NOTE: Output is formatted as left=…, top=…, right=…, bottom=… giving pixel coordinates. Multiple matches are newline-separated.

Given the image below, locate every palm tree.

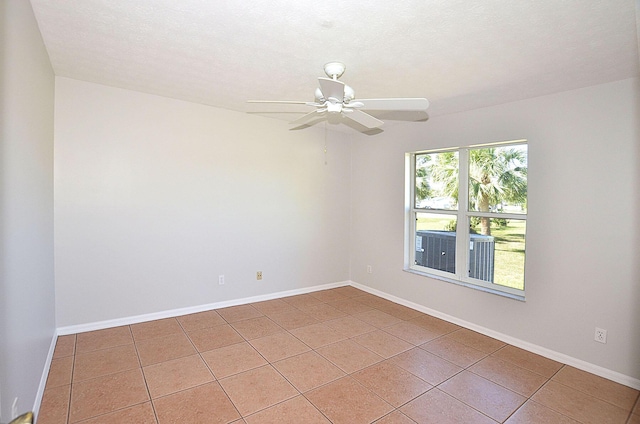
left=414, top=155, right=432, bottom=204
left=429, top=147, right=527, bottom=235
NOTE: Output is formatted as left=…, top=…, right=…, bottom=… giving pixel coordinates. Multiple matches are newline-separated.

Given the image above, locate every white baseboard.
left=349, top=281, right=640, bottom=391
left=32, top=332, right=57, bottom=420
left=56, top=281, right=349, bottom=336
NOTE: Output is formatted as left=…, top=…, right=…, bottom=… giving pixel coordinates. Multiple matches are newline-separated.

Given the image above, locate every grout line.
left=130, top=324, right=159, bottom=424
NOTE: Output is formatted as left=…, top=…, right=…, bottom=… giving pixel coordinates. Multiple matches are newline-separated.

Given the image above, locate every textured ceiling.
left=30, top=0, right=640, bottom=122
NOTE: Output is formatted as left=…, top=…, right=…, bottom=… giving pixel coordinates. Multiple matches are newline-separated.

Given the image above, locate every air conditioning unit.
left=415, top=231, right=495, bottom=282
left=415, top=231, right=456, bottom=273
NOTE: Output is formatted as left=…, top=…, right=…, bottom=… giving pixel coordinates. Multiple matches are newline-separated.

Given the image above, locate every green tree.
left=431, top=147, right=527, bottom=235
left=414, top=155, right=432, bottom=204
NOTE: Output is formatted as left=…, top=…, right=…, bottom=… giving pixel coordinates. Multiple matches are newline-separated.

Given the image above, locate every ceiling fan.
left=248, top=62, right=429, bottom=133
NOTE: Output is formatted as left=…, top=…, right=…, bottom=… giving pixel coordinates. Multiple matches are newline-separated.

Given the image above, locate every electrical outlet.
left=256, top=271, right=263, bottom=280
left=367, top=265, right=372, bottom=274
left=594, top=327, right=607, bottom=344
left=218, top=275, right=225, bottom=285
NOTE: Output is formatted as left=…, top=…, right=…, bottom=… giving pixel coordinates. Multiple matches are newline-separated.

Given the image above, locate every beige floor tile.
left=442, top=329, right=506, bottom=354
left=373, top=410, right=417, bottom=424
left=38, top=384, right=71, bottom=424
left=325, top=315, right=377, bottom=338
left=75, top=402, right=157, bottom=423
left=40, top=290, right=640, bottom=424
left=352, top=361, right=432, bottom=407
left=309, top=288, right=349, bottom=303
left=383, top=321, right=440, bottom=345
left=316, top=339, right=384, bottom=373
left=328, top=298, right=374, bottom=315
left=355, top=294, right=393, bottom=309
left=153, top=382, right=240, bottom=424
left=354, top=309, right=403, bottom=328
left=175, top=309, right=225, bottom=332
left=73, top=344, right=140, bottom=382
left=469, top=356, right=548, bottom=397
left=46, top=356, right=73, bottom=388
left=53, top=334, right=76, bottom=359
left=389, top=347, right=462, bottom=386
left=230, top=316, right=283, bottom=340
left=408, top=314, right=460, bottom=336
left=130, top=318, right=183, bottom=342
left=266, top=308, right=319, bottom=330
left=532, top=380, right=629, bottom=424
left=244, top=395, right=331, bottom=424
left=69, top=368, right=149, bottom=422
left=401, top=388, right=497, bottom=424
left=439, top=370, right=526, bottom=422
left=249, top=331, right=310, bottom=362
left=273, top=351, right=346, bottom=392
left=504, top=400, right=581, bottom=424
left=217, top=304, right=264, bottom=323
left=304, top=302, right=348, bottom=321
left=75, top=326, right=133, bottom=354
left=491, top=345, right=563, bottom=378
left=306, top=376, right=394, bottom=424
left=331, top=286, right=368, bottom=298
left=628, top=414, right=640, bottom=424
left=552, top=366, right=639, bottom=411
left=135, top=331, right=196, bottom=366
left=218, top=365, right=298, bottom=416
left=201, top=342, right=267, bottom=379
left=186, top=323, right=244, bottom=352
left=280, top=293, right=324, bottom=309
left=353, top=330, right=413, bottom=358
left=250, top=299, right=295, bottom=315
left=377, top=303, right=423, bottom=321
left=289, top=322, right=348, bottom=349
left=143, top=354, right=214, bottom=398
left=421, top=336, right=487, bottom=368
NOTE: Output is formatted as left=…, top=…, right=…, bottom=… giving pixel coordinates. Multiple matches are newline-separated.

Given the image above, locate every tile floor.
left=38, top=286, right=639, bottom=423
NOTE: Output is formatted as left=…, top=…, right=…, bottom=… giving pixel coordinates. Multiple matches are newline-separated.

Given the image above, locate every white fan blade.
left=318, top=77, right=345, bottom=102
left=247, top=100, right=318, bottom=106
left=290, top=110, right=326, bottom=127
left=344, top=109, right=384, bottom=129
left=357, top=98, right=429, bottom=111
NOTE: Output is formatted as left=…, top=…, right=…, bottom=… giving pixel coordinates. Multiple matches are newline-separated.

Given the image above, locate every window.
left=406, top=141, right=528, bottom=298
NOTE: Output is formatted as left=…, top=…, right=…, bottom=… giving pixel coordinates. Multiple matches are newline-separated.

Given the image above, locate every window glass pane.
left=415, top=212, right=456, bottom=274
left=415, top=151, right=458, bottom=210
left=468, top=217, right=526, bottom=290
left=468, top=145, right=527, bottom=214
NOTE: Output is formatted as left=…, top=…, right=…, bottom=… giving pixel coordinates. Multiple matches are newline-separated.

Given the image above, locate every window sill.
left=403, top=268, right=526, bottom=302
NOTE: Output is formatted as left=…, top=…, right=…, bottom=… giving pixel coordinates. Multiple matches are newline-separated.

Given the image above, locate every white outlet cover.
left=594, top=327, right=607, bottom=343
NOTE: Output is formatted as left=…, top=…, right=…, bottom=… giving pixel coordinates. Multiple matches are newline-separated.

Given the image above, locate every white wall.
left=350, top=78, right=640, bottom=381
left=0, top=0, right=56, bottom=419
left=54, top=78, right=352, bottom=327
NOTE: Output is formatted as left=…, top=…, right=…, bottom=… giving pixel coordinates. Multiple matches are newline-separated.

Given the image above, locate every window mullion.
left=456, top=148, right=470, bottom=281
left=406, top=154, right=417, bottom=268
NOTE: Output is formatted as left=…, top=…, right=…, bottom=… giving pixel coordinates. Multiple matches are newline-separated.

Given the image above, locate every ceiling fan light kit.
left=248, top=62, right=430, bottom=133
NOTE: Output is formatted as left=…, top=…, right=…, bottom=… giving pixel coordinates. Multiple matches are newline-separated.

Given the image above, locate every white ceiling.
left=30, top=0, right=640, bottom=122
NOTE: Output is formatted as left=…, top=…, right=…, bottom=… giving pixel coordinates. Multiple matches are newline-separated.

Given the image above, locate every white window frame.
left=404, top=140, right=527, bottom=300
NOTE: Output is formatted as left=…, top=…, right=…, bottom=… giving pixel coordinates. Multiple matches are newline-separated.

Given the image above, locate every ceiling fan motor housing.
left=323, top=62, right=346, bottom=79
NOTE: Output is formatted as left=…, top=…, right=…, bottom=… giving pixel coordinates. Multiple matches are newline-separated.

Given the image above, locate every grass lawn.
left=491, top=220, right=526, bottom=290
left=416, top=214, right=526, bottom=290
